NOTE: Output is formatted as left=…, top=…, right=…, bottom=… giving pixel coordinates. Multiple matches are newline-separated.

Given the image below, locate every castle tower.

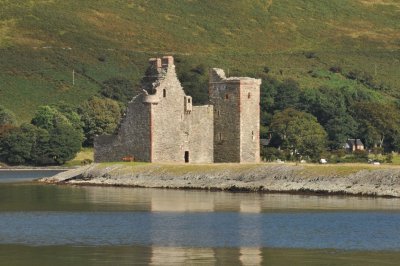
left=209, top=69, right=261, bottom=163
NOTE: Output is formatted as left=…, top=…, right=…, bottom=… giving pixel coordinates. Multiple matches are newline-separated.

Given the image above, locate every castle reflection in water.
left=81, top=186, right=400, bottom=213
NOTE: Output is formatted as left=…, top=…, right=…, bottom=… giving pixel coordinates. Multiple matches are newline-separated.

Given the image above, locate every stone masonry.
left=94, top=56, right=261, bottom=163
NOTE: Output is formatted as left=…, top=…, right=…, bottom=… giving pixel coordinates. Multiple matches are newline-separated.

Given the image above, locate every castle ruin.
left=94, top=56, right=261, bottom=163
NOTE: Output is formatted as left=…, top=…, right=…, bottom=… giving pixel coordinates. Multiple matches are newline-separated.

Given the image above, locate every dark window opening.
left=184, top=151, right=189, bottom=163
left=217, top=110, right=220, bottom=117
left=225, top=94, right=229, bottom=100
left=163, top=89, right=166, bottom=98
left=188, top=98, right=191, bottom=103
left=248, top=92, right=251, bottom=99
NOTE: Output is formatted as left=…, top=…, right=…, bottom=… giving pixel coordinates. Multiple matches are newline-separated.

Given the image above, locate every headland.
left=39, top=163, right=400, bottom=198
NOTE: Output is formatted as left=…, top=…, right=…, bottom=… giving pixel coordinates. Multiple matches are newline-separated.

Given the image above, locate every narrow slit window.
left=225, top=94, right=229, bottom=100
left=219, top=133, right=222, bottom=141
left=163, top=89, right=166, bottom=98
left=188, top=98, right=191, bottom=103
left=252, top=131, right=255, bottom=140
left=248, top=92, right=251, bottom=99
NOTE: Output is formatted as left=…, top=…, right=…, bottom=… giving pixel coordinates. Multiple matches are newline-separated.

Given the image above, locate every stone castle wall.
left=210, top=76, right=241, bottom=162
left=209, top=69, right=261, bottom=163
left=94, top=94, right=152, bottom=162
left=188, top=105, right=214, bottom=163
left=151, top=61, right=198, bottom=162
left=239, top=81, right=261, bottom=162
left=95, top=56, right=260, bottom=164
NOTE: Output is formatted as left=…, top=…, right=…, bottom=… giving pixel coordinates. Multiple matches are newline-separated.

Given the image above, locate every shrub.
left=101, top=77, right=139, bottom=104
left=0, top=105, right=17, bottom=126
left=386, top=153, right=393, bottom=163
left=329, top=66, right=342, bottom=73
left=79, top=97, right=122, bottom=146
left=304, top=51, right=317, bottom=59
left=261, top=147, right=283, bottom=161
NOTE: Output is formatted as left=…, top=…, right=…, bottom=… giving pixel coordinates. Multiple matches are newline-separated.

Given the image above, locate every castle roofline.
left=225, top=77, right=262, bottom=86
left=209, top=68, right=261, bottom=86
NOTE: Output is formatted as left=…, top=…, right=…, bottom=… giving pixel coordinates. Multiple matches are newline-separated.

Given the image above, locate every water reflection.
left=239, top=248, right=263, bottom=266
left=82, top=186, right=400, bottom=213
left=0, top=170, right=64, bottom=183
left=1, top=245, right=399, bottom=266
left=150, top=247, right=262, bottom=266
left=1, top=183, right=400, bottom=212
left=150, top=247, right=216, bottom=265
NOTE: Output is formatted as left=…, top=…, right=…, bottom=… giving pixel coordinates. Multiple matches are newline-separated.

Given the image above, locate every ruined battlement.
left=148, top=56, right=174, bottom=71
left=209, top=68, right=261, bottom=86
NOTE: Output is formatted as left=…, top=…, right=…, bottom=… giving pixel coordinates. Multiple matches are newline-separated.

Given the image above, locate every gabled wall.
left=94, top=94, right=152, bottom=162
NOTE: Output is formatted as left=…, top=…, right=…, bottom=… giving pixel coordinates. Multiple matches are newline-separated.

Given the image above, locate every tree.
left=0, top=124, right=48, bottom=165
left=79, top=97, right=122, bottom=146
left=299, top=87, right=348, bottom=125
left=51, top=102, right=85, bottom=142
left=0, top=105, right=17, bottom=126
left=178, top=64, right=209, bottom=104
left=45, top=122, right=83, bottom=165
left=270, top=108, right=327, bottom=160
left=101, top=77, right=140, bottom=104
left=273, top=79, right=301, bottom=111
left=325, top=115, right=358, bottom=149
left=31, top=106, right=70, bottom=131
left=351, top=102, right=400, bottom=149
left=32, top=105, right=83, bottom=165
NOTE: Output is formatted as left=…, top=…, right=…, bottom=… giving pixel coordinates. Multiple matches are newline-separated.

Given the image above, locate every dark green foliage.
left=177, top=64, right=209, bottom=105
left=345, top=70, right=382, bottom=90
left=329, top=66, right=342, bottom=73
left=79, top=97, right=122, bottom=146
left=261, top=147, right=283, bottom=162
left=31, top=106, right=69, bottom=131
left=0, top=124, right=35, bottom=165
left=325, top=115, right=358, bottom=149
left=273, top=79, right=301, bottom=111
left=386, top=153, right=393, bottom=163
left=0, top=105, right=17, bottom=126
left=0, top=105, right=83, bottom=165
left=31, top=105, right=84, bottom=164
left=350, top=102, right=400, bottom=150
left=300, top=87, right=348, bottom=125
left=52, top=102, right=85, bottom=137
left=304, top=51, right=317, bottom=59
left=260, top=75, right=279, bottom=114
left=270, top=108, right=327, bottom=160
left=101, top=78, right=140, bottom=104
left=45, top=122, right=83, bottom=165
left=0, top=124, right=49, bottom=165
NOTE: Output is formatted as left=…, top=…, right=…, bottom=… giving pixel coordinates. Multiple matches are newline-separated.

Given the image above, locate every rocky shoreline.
left=39, top=163, right=400, bottom=198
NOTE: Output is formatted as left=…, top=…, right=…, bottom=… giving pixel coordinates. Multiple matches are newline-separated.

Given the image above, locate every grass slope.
left=0, top=0, right=399, bottom=121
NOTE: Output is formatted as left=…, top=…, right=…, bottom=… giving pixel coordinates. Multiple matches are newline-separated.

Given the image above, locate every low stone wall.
left=39, top=163, right=400, bottom=198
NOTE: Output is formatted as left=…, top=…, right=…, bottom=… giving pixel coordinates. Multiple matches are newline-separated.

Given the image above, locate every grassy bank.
left=63, top=148, right=94, bottom=167
left=1, top=0, right=399, bottom=121
left=96, top=161, right=400, bottom=178
left=40, top=162, right=400, bottom=197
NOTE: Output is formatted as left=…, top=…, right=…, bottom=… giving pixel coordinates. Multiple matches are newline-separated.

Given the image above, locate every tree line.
left=177, top=61, right=400, bottom=161
left=0, top=77, right=134, bottom=165
left=1, top=63, right=399, bottom=165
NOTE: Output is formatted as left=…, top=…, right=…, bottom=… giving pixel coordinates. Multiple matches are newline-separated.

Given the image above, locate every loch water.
left=1, top=170, right=400, bottom=265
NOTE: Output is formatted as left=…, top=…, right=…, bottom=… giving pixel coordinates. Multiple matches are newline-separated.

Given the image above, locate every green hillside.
left=0, top=0, right=399, bottom=121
